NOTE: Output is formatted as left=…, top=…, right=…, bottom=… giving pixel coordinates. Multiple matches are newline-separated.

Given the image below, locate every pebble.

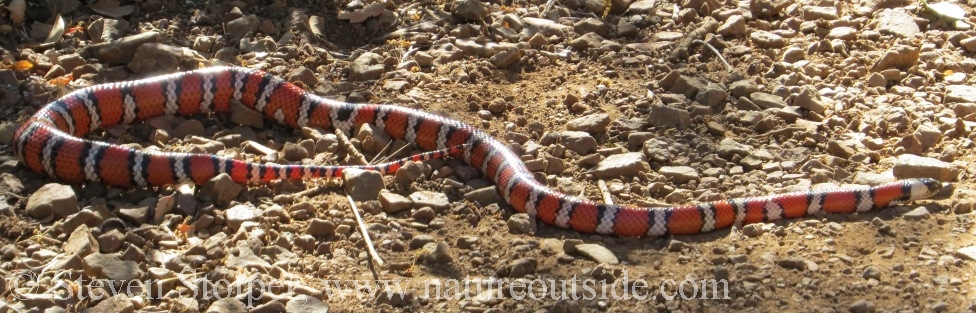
left=452, top=0, right=488, bottom=21
left=394, top=161, right=425, bottom=186
left=417, top=242, right=453, bottom=263
left=874, top=9, right=919, bottom=37
left=870, top=45, right=918, bottom=71
left=230, top=100, right=264, bottom=128
left=305, top=218, right=336, bottom=236
left=379, top=191, right=413, bottom=213
left=776, top=257, right=808, bottom=271
left=65, top=225, right=99, bottom=258
left=569, top=33, right=606, bottom=50
left=945, top=85, right=976, bottom=103
left=541, top=131, right=597, bottom=155
left=409, top=191, right=450, bottom=211
left=507, top=257, right=538, bottom=277
left=349, top=52, right=385, bottom=81
left=0, top=122, right=18, bottom=145
left=507, top=213, right=534, bottom=234
left=902, top=207, right=931, bottom=221
left=849, top=299, right=876, bottom=313
left=224, top=15, right=260, bottom=41
left=717, top=15, right=746, bottom=37
left=590, top=153, right=650, bottom=178
left=457, top=236, right=480, bottom=249
left=225, top=204, right=259, bottom=231
left=955, top=245, right=976, bottom=261
left=128, top=43, right=184, bottom=74
left=206, top=298, right=248, bottom=313
left=792, top=86, right=827, bottom=114
left=647, top=104, right=692, bottom=129
left=574, top=18, right=608, bottom=36
left=26, top=183, right=78, bottom=220
left=659, top=166, right=699, bottom=184
left=85, top=295, right=134, bottom=313
left=83, top=253, right=144, bottom=280
left=574, top=243, right=619, bottom=265
left=250, top=301, right=286, bottom=313
left=742, top=224, right=766, bottom=237
left=463, top=187, right=503, bottom=206
left=172, top=119, right=204, bottom=139
left=802, top=6, right=838, bottom=20
left=892, top=154, right=957, bottom=181
left=343, top=169, right=384, bottom=201
left=97, top=32, right=160, bottom=64
left=750, top=92, right=787, bottom=109
left=201, top=173, right=242, bottom=206
left=285, top=296, right=329, bottom=313
left=566, top=113, right=610, bottom=135
left=750, top=31, right=786, bottom=48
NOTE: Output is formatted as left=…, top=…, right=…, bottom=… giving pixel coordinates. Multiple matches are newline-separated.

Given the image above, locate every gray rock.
left=716, top=138, right=751, bottom=159
left=647, top=104, right=692, bottom=129
left=97, top=32, right=160, bottom=64
left=206, top=298, right=248, bottom=313
left=201, top=173, right=242, bottom=206
left=792, top=87, right=827, bottom=114
left=742, top=224, right=765, bottom=237
left=569, top=33, right=605, bottom=50
left=27, top=183, right=78, bottom=220
left=230, top=100, right=264, bottom=128
left=97, top=229, right=125, bottom=253
left=776, top=257, right=807, bottom=270
left=284, top=296, right=329, bottom=313
left=802, top=6, right=838, bottom=20
left=0, top=121, right=19, bottom=145
left=83, top=253, right=144, bottom=280
left=955, top=245, right=976, bottom=261
left=225, top=204, right=259, bottom=230
left=902, top=207, right=931, bottom=221
left=225, top=242, right=271, bottom=271
left=287, top=67, right=317, bottom=87
left=567, top=113, right=611, bottom=135
left=875, top=9, right=919, bottom=37
left=281, top=142, right=309, bottom=161
left=827, top=27, right=857, bottom=40
left=717, top=15, right=746, bottom=37
left=464, top=187, right=503, bottom=206
left=591, top=153, right=649, bottom=178
left=892, top=154, right=958, bottom=181
left=127, top=43, right=184, bottom=74
left=750, top=92, right=787, bottom=109
left=394, top=161, right=425, bottom=186
left=695, top=84, right=728, bottom=108
left=729, top=80, right=759, bottom=98
left=574, top=18, right=607, bottom=36
left=490, top=47, right=521, bottom=68
left=409, top=235, right=436, bottom=250
left=379, top=191, right=413, bottom=213
left=750, top=31, right=786, bottom=48
left=862, top=266, right=882, bottom=280
left=669, top=75, right=706, bottom=98
left=507, top=213, right=534, bottom=234
left=659, top=166, right=699, bottom=184
left=64, top=225, right=99, bottom=257
left=452, top=0, right=488, bottom=21
left=349, top=52, right=385, bottom=81
left=849, top=300, right=876, bottom=313
left=344, top=169, right=384, bottom=201
left=945, top=85, right=976, bottom=103
left=409, top=191, right=450, bottom=211
left=626, top=0, right=655, bottom=14
left=456, top=236, right=480, bottom=249
left=417, top=242, right=453, bottom=263
left=508, top=257, right=538, bottom=277
left=542, top=131, right=598, bottom=155
left=250, top=300, right=286, bottom=313
left=574, top=243, right=619, bottom=264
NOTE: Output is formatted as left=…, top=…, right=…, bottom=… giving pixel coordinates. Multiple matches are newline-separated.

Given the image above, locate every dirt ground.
left=0, top=0, right=975, bottom=312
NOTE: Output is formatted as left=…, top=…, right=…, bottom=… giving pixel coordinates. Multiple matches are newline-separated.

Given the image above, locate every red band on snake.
left=12, top=67, right=941, bottom=236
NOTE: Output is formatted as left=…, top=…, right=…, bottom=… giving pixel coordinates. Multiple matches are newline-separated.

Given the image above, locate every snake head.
left=908, top=178, right=942, bottom=201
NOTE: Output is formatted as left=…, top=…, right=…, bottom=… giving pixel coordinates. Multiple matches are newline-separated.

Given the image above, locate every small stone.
left=590, top=153, right=650, bottom=178
left=508, top=257, right=538, bottom=277
left=463, top=187, right=503, bottom=206
left=284, top=296, right=329, bottom=313
left=776, top=257, right=807, bottom=271
left=717, top=15, right=746, bottom=37
left=507, top=213, right=534, bottom=234
left=574, top=243, right=619, bottom=264
left=412, top=207, right=436, bottom=221
left=456, top=236, right=480, bottom=249
left=206, top=298, right=248, bottom=313
left=83, top=253, right=144, bottom=280
left=849, top=299, right=876, bottom=313
left=0, top=122, right=19, bottom=145
left=305, top=218, right=336, bottom=236
left=803, top=6, right=838, bottom=20
left=647, top=104, right=692, bottom=129
left=827, top=27, right=857, bottom=40
left=127, top=43, right=184, bottom=74
left=875, top=9, right=919, bottom=37
left=172, top=119, right=205, bottom=139
left=945, top=85, right=976, bottom=103
left=349, top=52, right=385, bottom=81
left=230, top=100, right=264, bottom=128
left=409, top=235, right=436, bottom=250
left=569, top=33, right=606, bottom=50
left=659, top=166, right=699, bottom=184
left=541, top=131, right=598, bottom=155
left=574, top=18, right=607, bottom=36
left=26, top=183, right=78, bottom=219
left=955, top=245, right=976, bottom=260
left=566, top=113, right=611, bottom=135
left=750, top=92, right=787, bottom=109
left=225, top=204, right=259, bottom=231
left=97, top=229, right=126, bottom=253
left=287, top=67, right=317, bottom=87
left=394, top=161, right=425, bottom=186
left=379, top=191, right=413, bottom=213
left=870, top=45, right=919, bottom=72
left=742, top=224, right=766, bottom=237
left=892, top=154, right=957, bottom=181
left=97, top=32, right=161, bottom=64
left=862, top=266, right=881, bottom=280
left=417, top=242, right=453, bottom=263
left=750, top=31, right=786, bottom=48
left=452, top=0, right=489, bottom=21
left=902, top=207, right=931, bottom=221
left=490, top=48, right=521, bottom=68
left=64, top=225, right=99, bottom=257
left=344, top=169, right=384, bottom=201
left=201, top=173, right=242, bottom=205
left=250, top=300, right=286, bottom=313
left=792, top=87, right=827, bottom=114
left=281, top=142, right=309, bottom=161
left=409, top=191, right=450, bottom=211
left=84, top=295, right=134, bottom=313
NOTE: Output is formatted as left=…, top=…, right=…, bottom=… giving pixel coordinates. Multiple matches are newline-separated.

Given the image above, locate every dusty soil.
left=0, top=0, right=975, bottom=312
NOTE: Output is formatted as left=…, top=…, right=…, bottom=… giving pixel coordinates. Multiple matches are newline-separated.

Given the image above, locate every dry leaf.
left=90, top=0, right=135, bottom=18
left=338, top=2, right=386, bottom=24
left=8, top=0, right=26, bottom=24
left=309, top=15, right=325, bottom=37
left=13, top=60, right=33, bottom=71
left=43, top=15, right=66, bottom=45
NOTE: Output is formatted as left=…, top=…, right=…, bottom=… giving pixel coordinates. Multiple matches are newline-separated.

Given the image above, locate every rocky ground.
left=0, top=0, right=975, bottom=312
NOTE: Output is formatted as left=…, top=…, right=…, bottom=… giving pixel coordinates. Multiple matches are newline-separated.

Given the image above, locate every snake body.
left=12, top=67, right=940, bottom=236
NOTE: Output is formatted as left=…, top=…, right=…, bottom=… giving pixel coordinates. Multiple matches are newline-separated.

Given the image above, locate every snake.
left=11, top=66, right=942, bottom=236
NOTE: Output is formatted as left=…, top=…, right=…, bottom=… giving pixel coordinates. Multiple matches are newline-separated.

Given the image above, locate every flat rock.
left=803, top=6, right=838, bottom=20
left=201, top=173, right=242, bottom=205
left=128, top=43, right=184, bottom=74
left=659, top=166, right=700, bottom=184
left=902, top=207, right=931, bottom=220
left=409, top=191, right=450, bottom=211
left=945, top=85, right=976, bottom=103
left=541, top=131, right=598, bottom=155
left=507, top=213, right=534, bottom=234
left=83, top=253, right=144, bottom=280
left=566, top=113, right=611, bottom=135
left=647, top=104, right=692, bottom=129
left=26, top=183, right=78, bottom=220
left=463, top=186, right=503, bottom=206
left=569, top=33, right=606, bottom=50
left=82, top=295, right=134, bottom=313
left=379, top=191, right=413, bottom=213
left=892, top=154, right=958, bottom=181
left=870, top=45, right=919, bottom=72
left=574, top=243, right=619, bottom=264
left=349, top=52, right=385, bottom=81
left=590, top=152, right=650, bottom=178
left=827, top=27, right=857, bottom=40
left=64, top=225, right=99, bottom=257
left=0, top=122, right=18, bottom=145
left=305, top=218, right=336, bottom=236
left=874, top=9, right=919, bottom=37
left=206, top=298, right=248, bottom=313
left=344, top=169, right=384, bottom=201
left=225, top=204, right=259, bottom=231
left=226, top=242, right=271, bottom=271
left=750, top=92, right=787, bottom=109
left=284, top=296, right=329, bottom=313
left=955, top=245, right=976, bottom=261
left=97, top=31, right=160, bottom=64
left=717, top=15, right=746, bottom=37
left=750, top=31, right=786, bottom=48
left=452, top=0, right=489, bottom=21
